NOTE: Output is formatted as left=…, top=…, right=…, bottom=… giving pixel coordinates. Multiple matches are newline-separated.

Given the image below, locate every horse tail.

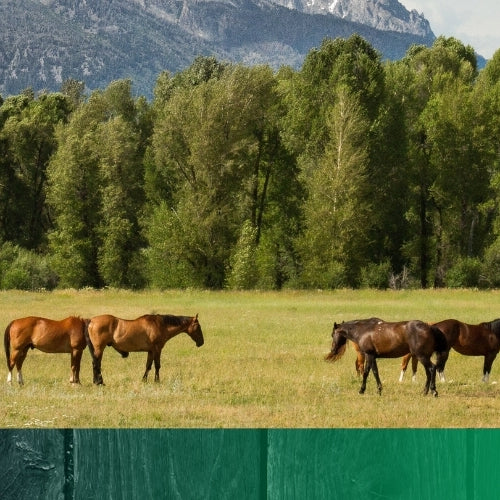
left=325, top=335, right=348, bottom=363
left=4, top=321, right=13, bottom=371
left=83, top=319, right=96, bottom=360
left=430, top=325, right=448, bottom=354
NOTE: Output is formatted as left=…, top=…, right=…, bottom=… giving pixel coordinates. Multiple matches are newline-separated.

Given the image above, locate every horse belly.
left=32, top=334, right=72, bottom=353
left=113, top=330, right=152, bottom=352
left=31, top=331, right=71, bottom=354
left=371, top=338, right=409, bottom=358
left=453, top=340, right=492, bottom=356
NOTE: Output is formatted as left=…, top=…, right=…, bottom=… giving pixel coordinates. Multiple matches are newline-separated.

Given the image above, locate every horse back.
left=89, top=314, right=159, bottom=352
left=432, top=319, right=462, bottom=346
left=88, top=315, right=119, bottom=344
left=7, top=316, right=87, bottom=353
left=453, top=320, right=500, bottom=355
left=359, top=321, right=410, bottom=358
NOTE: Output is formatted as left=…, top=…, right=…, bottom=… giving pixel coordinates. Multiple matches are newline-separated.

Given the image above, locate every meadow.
left=1, top=288, right=500, bottom=428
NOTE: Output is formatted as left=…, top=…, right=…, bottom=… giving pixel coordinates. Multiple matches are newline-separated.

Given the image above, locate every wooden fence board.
left=0, top=429, right=67, bottom=500
left=1, top=429, right=499, bottom=499
left=72, top=429, right=265, bottom=499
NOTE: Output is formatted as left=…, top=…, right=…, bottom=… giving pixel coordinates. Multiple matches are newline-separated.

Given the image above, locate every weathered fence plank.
left=72, top=429, right=266, bottom=499
left=1, top=429, right=499, bottom=499
left=0, top=429, right=67, bottom=500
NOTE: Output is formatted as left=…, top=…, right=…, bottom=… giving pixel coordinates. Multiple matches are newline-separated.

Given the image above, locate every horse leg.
left=355, top=351, right=365, bottom=377
left=91, top=347, right=105, bottom=385
left=371, top=358, right=383, bottom=395
left=70, top=349, right=83, bottom=384
left=143, top=351, right=154, bottom=381
left=153, top=351, right=161, bottom=383
left=411, top=355, right=419, bottom=382
left=435, top=350, right=449, bottom=382
left=359, top=355, right=373, bottom=394
left=418, top=357, right=438, bottom=397
left=482, top=353, right=497, bottom=383
left=11, top=347, right=28, bottom=385
left=399, top=353, right=412, bottom=382
left=6, top=348, right=17, bottom=384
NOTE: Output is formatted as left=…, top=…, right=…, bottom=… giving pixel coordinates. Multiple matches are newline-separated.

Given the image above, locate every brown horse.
left=86, top=313, right=204, bottom=384
left=403, top=319, right=500, bottom=383
left=4, top=316, right=89, bottom=385
left=351, top=340, right=418, bottom=381
left=326, top=318, right=448, bottom=396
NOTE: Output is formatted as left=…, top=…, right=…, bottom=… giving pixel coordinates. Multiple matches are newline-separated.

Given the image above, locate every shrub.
left=446, top=257, right=482, bottom=288
left=0, top=242, right=58, bottom=290
left=360, top=261, right=391, bottom=289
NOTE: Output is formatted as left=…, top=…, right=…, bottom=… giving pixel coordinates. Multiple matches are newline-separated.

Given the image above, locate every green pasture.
left=1, top=288, right=500, bottom=428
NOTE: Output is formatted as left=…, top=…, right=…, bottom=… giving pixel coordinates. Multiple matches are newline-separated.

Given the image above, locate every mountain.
left=272, top=0, right=433, bottom=37
left=0, top=0, right=436, bottom=99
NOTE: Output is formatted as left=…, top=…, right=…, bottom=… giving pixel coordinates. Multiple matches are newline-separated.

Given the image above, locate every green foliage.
left=225, top=221, right=258, bottom=290
left=1, top=37, right=499, bottom=291
left=0, top=242, right=57, bottom=290
left=144, top=202, right=203, bottom=289
left=360, top=261, right=392, bottom=289
left=446, top=257, right=483, bottom=288
left=46, top=80, right=146, bottom=289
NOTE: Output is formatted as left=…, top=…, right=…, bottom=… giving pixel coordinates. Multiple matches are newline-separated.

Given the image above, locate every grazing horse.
left=86, top=313, right=204, bottom=385
left=351, top=339, right=418, bottom=381
left=406, top=319, right=500, bottom=383
left=326, top=318, right=448, bottom=396
left=4, top=316, right=89, bottom=385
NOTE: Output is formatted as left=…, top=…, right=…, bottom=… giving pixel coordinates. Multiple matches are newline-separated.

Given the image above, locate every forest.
left=0, top=34, right=499, bottom=291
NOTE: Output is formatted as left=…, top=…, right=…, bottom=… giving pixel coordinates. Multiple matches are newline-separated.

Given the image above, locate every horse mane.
left=325, top=334, right=348, bottom=363
left=160, top=314, right=191, bottom=326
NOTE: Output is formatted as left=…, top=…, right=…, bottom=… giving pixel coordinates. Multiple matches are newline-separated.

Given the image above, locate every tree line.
left=0, top=34, right=499, bottom=291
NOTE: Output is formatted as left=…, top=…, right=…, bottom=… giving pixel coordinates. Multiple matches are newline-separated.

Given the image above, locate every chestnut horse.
left=86, top=313, right=204, bottom=385
left=401, top=319, right=500, bottom=383
left=326, top=318, right=448, bottom=396
left=4, top=316, right=89, bottom=385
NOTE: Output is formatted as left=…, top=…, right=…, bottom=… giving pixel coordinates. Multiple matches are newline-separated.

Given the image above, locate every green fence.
left=1, top=429, right=498, bottom=499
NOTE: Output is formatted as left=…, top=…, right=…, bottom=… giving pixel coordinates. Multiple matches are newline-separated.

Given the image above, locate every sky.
left=401, top=0, right=499, bottom=59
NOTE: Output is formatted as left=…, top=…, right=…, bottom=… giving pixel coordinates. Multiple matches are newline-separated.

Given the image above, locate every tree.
left=282, top=35, right=385, bottom=287
left=297, top=87, right=371, bottom=287
left=0, top=92, right=72, bottom=249
left=147, top=62, right=293, bottom=288
left=47, top=80, right=147, bottom=288
left=398, top=37, right=481, bottom=287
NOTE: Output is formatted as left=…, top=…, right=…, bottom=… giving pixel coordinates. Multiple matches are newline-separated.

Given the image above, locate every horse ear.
left=334, top=322, right=338, bottom=329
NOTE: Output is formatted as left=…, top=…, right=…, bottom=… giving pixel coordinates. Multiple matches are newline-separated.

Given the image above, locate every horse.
left=351, top=339, right=418, bottom=381
left=85, top=313, right=204, bottom=385
left=4, top=316, right=89, bottom=385
left=401, top=319, right=500, bottom=383
left=326, top=318, right=448, bottom=396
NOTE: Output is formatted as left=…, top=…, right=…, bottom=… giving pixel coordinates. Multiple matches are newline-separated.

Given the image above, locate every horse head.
left=325, top=322, right=348, bottom=362
left=187, top=314, right=204, bottom=347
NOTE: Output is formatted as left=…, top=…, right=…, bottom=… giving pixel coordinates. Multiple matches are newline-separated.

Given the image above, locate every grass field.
left=1, top=288, right=500, bottom=428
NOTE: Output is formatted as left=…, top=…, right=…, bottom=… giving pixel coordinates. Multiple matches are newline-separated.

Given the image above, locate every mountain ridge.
left=0, top=0, right=437, bottom=98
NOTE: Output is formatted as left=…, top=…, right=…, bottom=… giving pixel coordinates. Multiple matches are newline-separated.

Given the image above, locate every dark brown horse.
left=351, top=340, right=418, bottom=381
left=4, top=316, right=89, bottom=385
left=404, top=319, right=500, bottom=383
left=86, top=313, right=204, bottom=384
left=326, top=318, right=448, bottom=396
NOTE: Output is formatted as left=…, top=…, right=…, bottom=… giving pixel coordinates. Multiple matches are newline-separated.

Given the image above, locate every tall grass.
left=1, top=288, right=499, bottom=428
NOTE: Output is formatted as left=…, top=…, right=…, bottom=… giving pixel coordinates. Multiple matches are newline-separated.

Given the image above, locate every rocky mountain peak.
left=271, top=0, right=434, bottom=38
